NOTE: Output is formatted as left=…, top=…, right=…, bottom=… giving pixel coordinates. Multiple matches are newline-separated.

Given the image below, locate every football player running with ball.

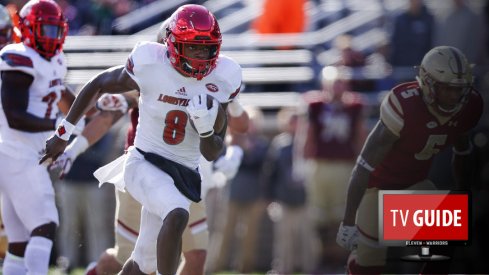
left=336, top=46, right=483, bottom=274
left=41, top=4, right=242, bottom=275
left=47, top=90, right=247, bottom=275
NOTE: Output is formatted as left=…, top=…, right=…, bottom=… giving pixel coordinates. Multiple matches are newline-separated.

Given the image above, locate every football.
left=189, top=94, right=227, bottom=135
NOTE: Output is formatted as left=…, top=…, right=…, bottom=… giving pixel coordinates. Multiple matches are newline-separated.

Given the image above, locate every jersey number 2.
left=164, top=110, right=188, bottom=145
left=42, top=92, right=57, bottom=118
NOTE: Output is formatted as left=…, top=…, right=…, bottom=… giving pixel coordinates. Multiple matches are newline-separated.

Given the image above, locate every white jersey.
left=0, top=43, right=67, bottom=160
left=126, top=41, right=242, bottom=169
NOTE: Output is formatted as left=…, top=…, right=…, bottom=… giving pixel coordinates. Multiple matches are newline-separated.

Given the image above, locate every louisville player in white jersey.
left=0, top=3, right=15, bottom=260
left=47, top=91, right=247, bottom=275
left=41, top=4, right=242, bottom=275
left=0, top=1, right=84, bottom=274
left=336, top=46, right=483, bottom=274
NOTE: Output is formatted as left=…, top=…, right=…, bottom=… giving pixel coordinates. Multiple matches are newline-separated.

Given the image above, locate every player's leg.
left=350, top=188, right=386, bottom=274
left=122, top=148, right=190, bottom=275
left=178, top=202, right=209, bottom=275
left=1, top=194, right=29, bottom=275
left=1, top=157, right=59, bottom=275
left=321, top=161, right=353, bottom=271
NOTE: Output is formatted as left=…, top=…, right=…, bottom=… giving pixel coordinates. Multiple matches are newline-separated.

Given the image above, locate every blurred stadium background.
left=1, top=0, right=488, bottom=274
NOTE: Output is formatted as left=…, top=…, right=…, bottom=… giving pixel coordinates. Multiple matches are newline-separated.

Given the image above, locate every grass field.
left=46, top=269, right=272, bottom=275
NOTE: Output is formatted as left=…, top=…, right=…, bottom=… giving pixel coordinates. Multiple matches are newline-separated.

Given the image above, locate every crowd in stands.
left=0, top=0, right=160, bottom=35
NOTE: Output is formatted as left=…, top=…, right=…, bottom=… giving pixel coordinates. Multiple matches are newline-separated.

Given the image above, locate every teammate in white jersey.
left=0, top=3, right=15, bottom=260
left=0, top=1, right=83, bottom=274
left=41, top=4, right=242, bottom=275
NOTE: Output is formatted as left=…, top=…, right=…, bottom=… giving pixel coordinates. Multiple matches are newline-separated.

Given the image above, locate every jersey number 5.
left=414, top=135, right=447, bottom=160
left=164, top=110, right=188, bottom=145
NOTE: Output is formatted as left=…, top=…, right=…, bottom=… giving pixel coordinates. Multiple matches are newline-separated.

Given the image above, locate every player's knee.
left=163, top=208, right=189, bottom=234
left=31, top=222, right=57, bottom=241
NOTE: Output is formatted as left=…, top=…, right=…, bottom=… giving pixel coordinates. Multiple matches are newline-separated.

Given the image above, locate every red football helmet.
left=164, top=4, right=221, bottom=80
left=18, top=0, right=68, bottom=59
left=0, top=4, right=13, bottom=49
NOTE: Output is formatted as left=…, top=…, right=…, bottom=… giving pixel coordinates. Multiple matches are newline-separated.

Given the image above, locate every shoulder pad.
left=0, top=43, right=35, bottom=76
left=380, top=90, right=404, bottom=136
left=126, top=41, right=165, bottom=76
left=213, top=54, right=242, bottom=102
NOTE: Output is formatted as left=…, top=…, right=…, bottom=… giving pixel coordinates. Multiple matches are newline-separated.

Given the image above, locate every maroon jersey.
left=370, top=81, right=483, bottom=189
left=125, top=107, right=139, bottom=149
left=303, top=90, right=364, bottom=160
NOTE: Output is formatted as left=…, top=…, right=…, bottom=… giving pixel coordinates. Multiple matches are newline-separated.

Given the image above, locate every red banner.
left=381, top=193, right=469, bottom=241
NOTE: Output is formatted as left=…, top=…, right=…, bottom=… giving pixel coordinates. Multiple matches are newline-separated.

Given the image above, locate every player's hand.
left=96, top=93, right=128, bottom=113
left=336, top=222, right=359, bottom=251
left=213, top=145, right=244, bottom=179
left=39, top=135, right=68, bottom=165
left=186, top=94, right=218, bottom=137
left=48, top=149, right=74, bottom=179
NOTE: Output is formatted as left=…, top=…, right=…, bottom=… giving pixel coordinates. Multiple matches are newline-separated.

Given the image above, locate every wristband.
left=55, top=119, right=76, bottom=141
left=67, top=135, right=90, bottom=158
left=199, top=130, right=214, bottom=138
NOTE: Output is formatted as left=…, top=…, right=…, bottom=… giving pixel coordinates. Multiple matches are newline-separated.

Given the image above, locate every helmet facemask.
left=169, top=36, right=219, bottom=80
left=30, top=19, right=67, bottom=58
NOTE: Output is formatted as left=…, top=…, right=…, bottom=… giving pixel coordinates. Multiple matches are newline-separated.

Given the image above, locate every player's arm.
left=451, top=132, right=473, bottom=190
left=58, top=85, right=99, bottom=118
left=342, top=120, right=398, bottom=225
left=64, top=65, right=138, bottom=126
left=227, top=99, right=249, bottom=134
left=50, top=91, right=139, bottom=178
left=40, top=66, right=138, bottom=163
left=83, top=91, right=139, bottom=146
left=0, top=71, right=56, bottom=132
left=199, top=103, right=227, bottom=161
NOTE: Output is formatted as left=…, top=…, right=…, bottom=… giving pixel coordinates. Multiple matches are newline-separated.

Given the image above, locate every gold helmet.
left=416, top=46, right=473, bottom=116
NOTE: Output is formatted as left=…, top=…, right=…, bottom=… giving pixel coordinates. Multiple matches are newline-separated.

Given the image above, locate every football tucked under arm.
left=188, top=94, right=226, bottom=135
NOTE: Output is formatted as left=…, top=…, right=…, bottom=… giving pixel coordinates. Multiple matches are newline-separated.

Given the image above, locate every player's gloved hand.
left=96, top=93, right=128, bottom=113
left=336, top=222, right=359, bottom=251
left=48, top=136, right=89, bottom=179
left=213, top=145, right=244, bottom=179
left=186, top=93, right=218, bottom=138
left=48, top=149, right=74, bottom=179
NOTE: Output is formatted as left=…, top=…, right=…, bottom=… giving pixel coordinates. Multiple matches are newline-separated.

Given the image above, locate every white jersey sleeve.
left=0, top=43, right=36, bottom=76
left=125, top=41, right=164, bottom=86
left=379, top=91, right=404, bottom=136
left=209, top=54, right=242, bottom=103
